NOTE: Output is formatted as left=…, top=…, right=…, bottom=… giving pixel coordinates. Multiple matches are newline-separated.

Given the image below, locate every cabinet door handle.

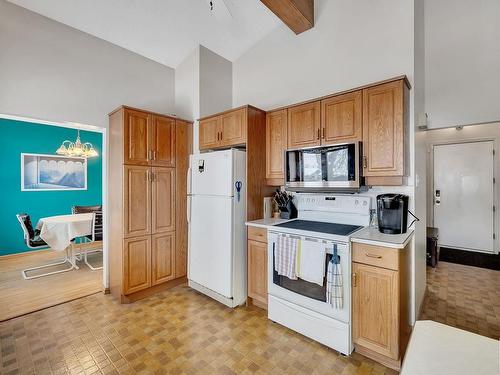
left=220, top=131, right=223, bottom=141
left=365, top=253, right=382, bottom=259
left=352, top=273, right=357, bottom=287
left=363, top=156, right=368, bottom=168
left=153, top=150, right=157, bottom=160
left=147, top=170, right=151, bottom=182
left=317, top=128, right=320, bottom=140
left=148, top=150, right=153, bottom=161
left=322, top=128, right=325, bottom=139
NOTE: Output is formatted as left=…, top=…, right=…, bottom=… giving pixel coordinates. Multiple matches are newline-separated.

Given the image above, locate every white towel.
left=326, top=260, right=343, bottom=309
left=274, top=234, right=298, bottom=280
left=297, top=240, right=326, bottom=286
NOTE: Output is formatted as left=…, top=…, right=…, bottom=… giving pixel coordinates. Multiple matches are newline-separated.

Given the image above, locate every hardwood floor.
left=0, top=285, right=396, bottom=375
left=421, top=261, right=500, bottom=340
left=0, top=244, right=103, bottom=322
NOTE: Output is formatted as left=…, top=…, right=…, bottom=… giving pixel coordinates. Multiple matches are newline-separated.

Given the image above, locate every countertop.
left=401, top=320, right=499, bottom=375
left=351, top=227, right=414, bottom=249
left=245, top=218, right=290, bottom=229
left=246, top=219, right=414, bottom=249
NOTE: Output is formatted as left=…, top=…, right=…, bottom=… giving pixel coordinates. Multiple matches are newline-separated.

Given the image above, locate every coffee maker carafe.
left=377, top=194, right=409, bottom=234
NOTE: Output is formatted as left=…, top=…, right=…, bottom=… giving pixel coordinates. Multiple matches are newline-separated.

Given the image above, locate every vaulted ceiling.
left=7, top=0, right=280, bottom=67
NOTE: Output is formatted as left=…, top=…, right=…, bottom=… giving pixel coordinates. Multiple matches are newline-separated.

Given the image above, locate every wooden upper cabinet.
left=124, top=165, right=151, bottom=238
left=124, top=109, right=151, bottom=165
left=321, top=90, right=362, bottom=145
left=152, top=115, right=176, bottom=167
left=362, top=80, right=405, bottom=177
left=123, top=235, right=151, bottom=295
left=199, top=117, right=221, bottom=151
left=266, top=109, right=288, bottom=184
left=288, top=101, right=321, bottom=148
left=152, top=167, right=175, bottom=234
left=152, top=232, right=175, bottom=286
left=220, top=108, right=247, bottom=147
left=352, top=262, right=399, bottom=359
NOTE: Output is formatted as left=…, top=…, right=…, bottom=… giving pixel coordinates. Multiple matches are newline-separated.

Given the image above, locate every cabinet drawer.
left=352, top=243, right=399, bottom=270
left=248, top=226, right=267, bottom=243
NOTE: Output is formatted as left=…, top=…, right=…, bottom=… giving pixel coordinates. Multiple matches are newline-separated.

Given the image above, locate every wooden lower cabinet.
left=352, top=242, right=410, bottom=370
left=247, top=227, right=268, bottom=309
left=248, top=240, right=268, bottom=307
left=123, top=236, right=151, bottom=295
left=353, top=263, right=399, bottom=358
left=152, top=232, right=175, bottom=285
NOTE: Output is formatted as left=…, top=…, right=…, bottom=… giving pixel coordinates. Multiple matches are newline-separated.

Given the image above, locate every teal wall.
left=0, top=118, right=102, bottom=255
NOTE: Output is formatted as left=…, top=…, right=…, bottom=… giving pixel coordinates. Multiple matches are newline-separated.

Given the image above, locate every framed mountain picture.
left=21, top=153, right=87, bottom=191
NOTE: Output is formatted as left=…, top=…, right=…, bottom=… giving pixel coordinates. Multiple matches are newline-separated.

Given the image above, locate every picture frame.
left=21, top=153, right=88, bottom=191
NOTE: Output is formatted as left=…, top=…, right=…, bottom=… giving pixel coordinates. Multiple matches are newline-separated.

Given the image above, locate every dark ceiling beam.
left=260, top=0, right=314, bottom=35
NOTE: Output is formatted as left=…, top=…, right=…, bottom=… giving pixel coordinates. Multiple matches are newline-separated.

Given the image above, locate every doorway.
left=0, top=114, right=108, bottom=321
left=433, top=141, right=495, bottom=253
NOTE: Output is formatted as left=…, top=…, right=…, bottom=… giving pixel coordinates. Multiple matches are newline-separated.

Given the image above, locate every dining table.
left=36, top=213, right=94, bottom=270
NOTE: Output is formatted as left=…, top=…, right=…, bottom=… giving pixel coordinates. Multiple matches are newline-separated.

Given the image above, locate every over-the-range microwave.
left=285, top=142, right=365, bottom=192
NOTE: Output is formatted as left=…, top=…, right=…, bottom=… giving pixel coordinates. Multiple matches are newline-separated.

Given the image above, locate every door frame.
left=429, top=138, right=498, bottom=254
left=0, top=113, right=110, bottom=286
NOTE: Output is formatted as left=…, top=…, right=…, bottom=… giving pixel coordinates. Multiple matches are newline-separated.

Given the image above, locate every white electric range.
left=267, top=194, right=371, bottom=355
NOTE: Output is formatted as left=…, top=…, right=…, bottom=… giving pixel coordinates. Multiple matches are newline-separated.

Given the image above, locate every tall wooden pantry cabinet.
left=108, top=106, right=191, bottom=303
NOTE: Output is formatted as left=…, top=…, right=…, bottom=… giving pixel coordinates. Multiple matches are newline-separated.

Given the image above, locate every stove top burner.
left=274, top=220, right=363, bottom=236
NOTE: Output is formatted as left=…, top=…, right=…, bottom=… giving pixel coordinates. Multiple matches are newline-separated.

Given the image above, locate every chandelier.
left=56, top=129, right=98, bottom=158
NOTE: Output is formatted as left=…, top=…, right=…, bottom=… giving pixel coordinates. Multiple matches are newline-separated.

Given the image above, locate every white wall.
left=233, top=0, right=414, bottom=110
left=426, top=122, right=500, bottom=254
left=233, top=0, right=423, bottom=323
left=199, top=46, right=232, bottom=118
left=175, top=48, right=200, bottom=149
left=0, top=0, right=175, bottom=128
left=425, top=0, right=500, bottom=129
left=413, top=0, right=428, bottom=320
left=175, top=45, right=233, bottom=153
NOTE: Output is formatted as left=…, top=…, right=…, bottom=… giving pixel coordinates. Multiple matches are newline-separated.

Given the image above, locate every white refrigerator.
left=187, top=149, right=247, bottom=307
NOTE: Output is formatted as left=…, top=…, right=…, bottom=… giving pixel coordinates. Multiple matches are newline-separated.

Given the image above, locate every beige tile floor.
left=0, top=285, right=395, bottom=375
left=1, top=260, right=498, bottom=374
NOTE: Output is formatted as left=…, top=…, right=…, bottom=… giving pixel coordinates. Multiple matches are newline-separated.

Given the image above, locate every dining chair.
left=16, top=213, right=73, bottom=280
left=71, top=205, right=103, bottom=271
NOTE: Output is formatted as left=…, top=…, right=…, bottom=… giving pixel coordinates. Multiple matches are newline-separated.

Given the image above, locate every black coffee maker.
left=377, top=194, right=409, bottom=234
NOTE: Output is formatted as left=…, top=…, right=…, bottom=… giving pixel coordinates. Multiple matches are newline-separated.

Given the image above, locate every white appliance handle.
left=187, top=167, right=192, bottom=195
left=187, top=196, right=191, bottom=224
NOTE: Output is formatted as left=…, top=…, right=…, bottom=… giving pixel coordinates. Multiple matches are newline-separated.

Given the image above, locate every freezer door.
left=190, top=151, right=233, bottom=196
left=188, top=195, right=233, bottom=298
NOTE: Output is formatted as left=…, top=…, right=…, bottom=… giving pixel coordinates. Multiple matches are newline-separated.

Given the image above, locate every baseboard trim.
left=355, top=344, right=401, bottom=371
left=121, top=277, right=187, bottom=304
left=248, top=297, right=268, bottom=310
left=188, top=280, right=246, bottom=308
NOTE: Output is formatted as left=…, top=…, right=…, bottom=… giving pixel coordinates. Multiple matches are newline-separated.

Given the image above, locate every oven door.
left=267, top=232, right=350, bottom=323
left=285, top=142, right=362, bottom=191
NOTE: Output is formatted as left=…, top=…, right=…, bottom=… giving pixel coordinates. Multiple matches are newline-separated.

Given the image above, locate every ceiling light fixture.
left=56, top=129, right=98, bottom=158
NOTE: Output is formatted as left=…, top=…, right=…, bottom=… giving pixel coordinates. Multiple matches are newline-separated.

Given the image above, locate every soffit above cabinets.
left=7, top=0, right=280, bottom=68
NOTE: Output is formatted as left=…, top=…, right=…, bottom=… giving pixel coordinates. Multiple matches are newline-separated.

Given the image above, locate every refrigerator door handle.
left=187, top=196, right=191, bottom=224
left=187, top=167, right=192, bottom=195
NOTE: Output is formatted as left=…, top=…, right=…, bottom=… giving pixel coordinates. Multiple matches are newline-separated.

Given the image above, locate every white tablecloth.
left=37, top=213, right=93, bottom=251
left=401, top=320, right=499, bottom=375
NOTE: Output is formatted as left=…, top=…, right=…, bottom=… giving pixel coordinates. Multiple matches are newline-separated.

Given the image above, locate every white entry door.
left=433, top=141, right=495, bottom=253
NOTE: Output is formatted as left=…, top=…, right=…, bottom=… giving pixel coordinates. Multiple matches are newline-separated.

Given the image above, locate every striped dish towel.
left=326, top=247, right=343, bottom=309
left=274, top=234, right=299, bottom=280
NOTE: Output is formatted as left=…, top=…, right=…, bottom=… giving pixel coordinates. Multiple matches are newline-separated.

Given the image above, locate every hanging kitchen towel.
left=326, top=246, right=343, bottom=309
left=274, top=234, right=299, bottom=280
left=297, top=239, right=326, bottom=286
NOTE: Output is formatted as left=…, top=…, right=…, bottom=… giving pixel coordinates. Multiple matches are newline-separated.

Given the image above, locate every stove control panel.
left=295, top=194, right=371, bottom=215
